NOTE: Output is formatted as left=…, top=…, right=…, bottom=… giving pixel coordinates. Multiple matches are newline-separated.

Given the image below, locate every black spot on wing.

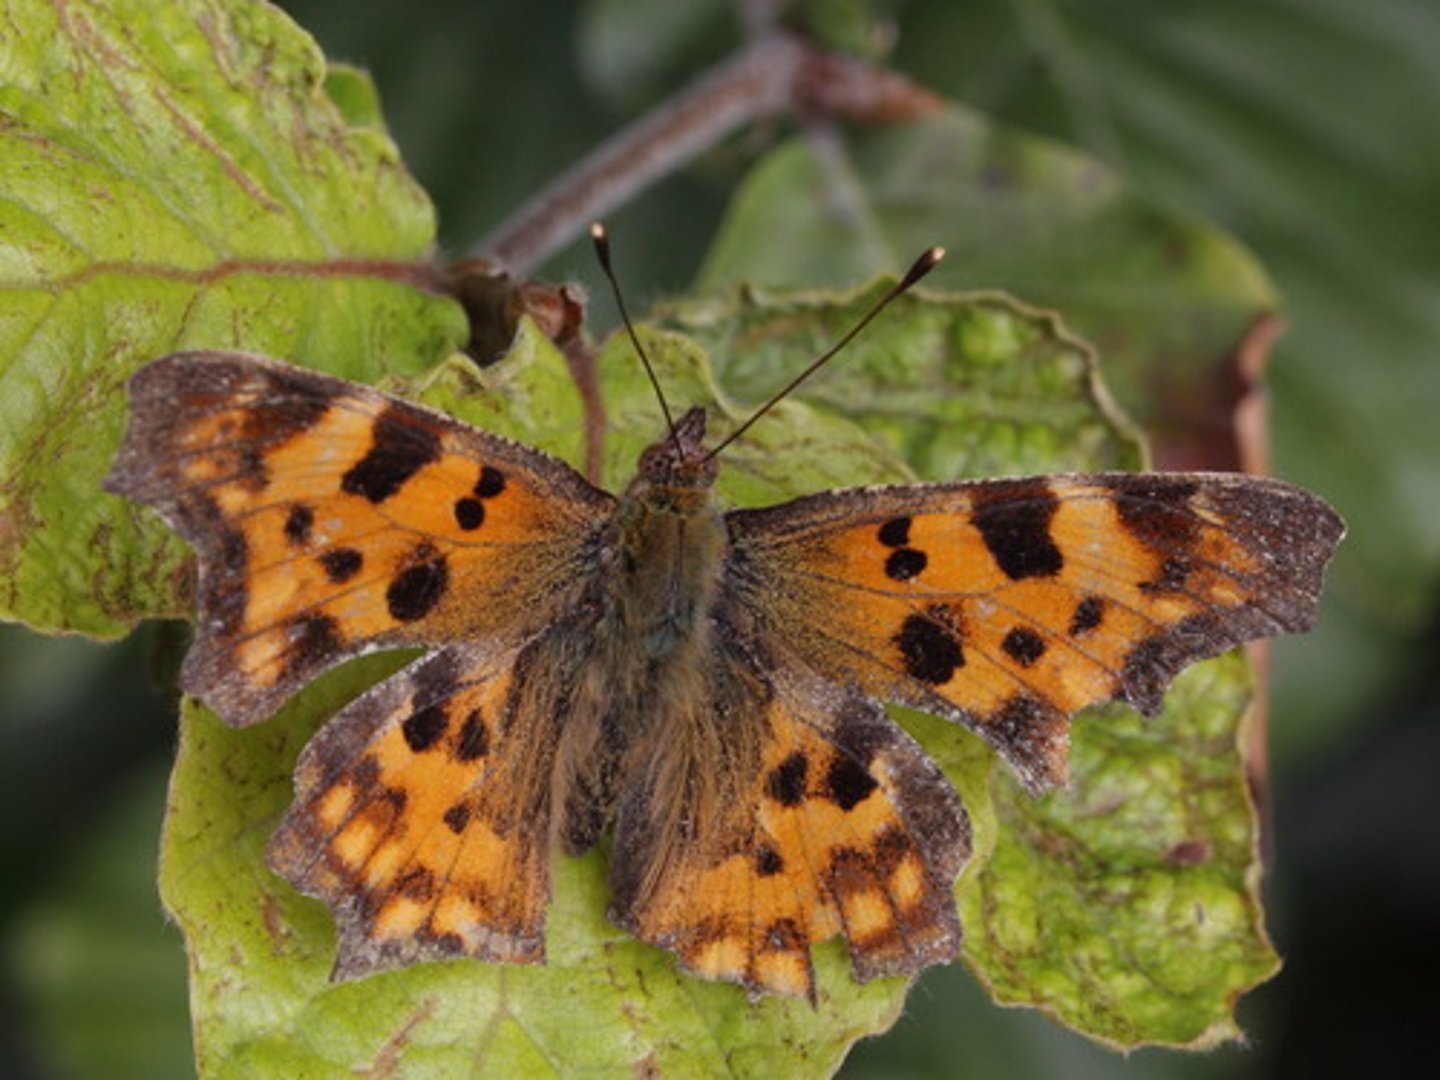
left=756, top=846, right=784, bottom=876
left=318, top=548, right=363, bottom=584
left=884, top=548, right=927, bottom=582
left=1110, top=476, right=1201, bottom=549
left=826, top=756, right=879, bottom=810
left=895, top=606, right=965, bottom=685
left=386, top=547, right=448, bottom=622
left=284, top=613, right=342, bottom=678
left=1069, top=595, right=1105, bottom=636
left=341, top=407, right=441, bottom=504
left=877, top=517, right=911, bottom=547
left=401, top=705, right=448, bottom=753
left=244, top=375, right=334, bottom=442
left=453, top=497, right=485, bottom=530
left=972, top=482, right=1063, bottom=580
left=766, top=752, right=808, bottom=807
left=284, top=504, right=314, bottom=546
left=453, top=709, right=490, bottom=761
left=1001, top=626, right=1047, bottom=667
left=474, top=465, right=507, bottom=498
left=443, top=801, right=471, bottom=834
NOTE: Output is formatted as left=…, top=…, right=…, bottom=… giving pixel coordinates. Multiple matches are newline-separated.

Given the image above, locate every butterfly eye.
left=635, top=408, right=717, bottom=488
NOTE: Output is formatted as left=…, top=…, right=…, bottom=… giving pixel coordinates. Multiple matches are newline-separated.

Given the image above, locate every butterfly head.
left=632, top=406, right=718, bottom=510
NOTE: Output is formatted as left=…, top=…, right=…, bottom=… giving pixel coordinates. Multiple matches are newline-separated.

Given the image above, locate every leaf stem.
left=474, top=33, right=940, bottom=273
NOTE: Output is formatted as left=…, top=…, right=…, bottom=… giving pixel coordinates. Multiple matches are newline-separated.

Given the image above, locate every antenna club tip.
left=590, top=222, right=612, bottom=269
left=901, top=246, right=945, bottom=289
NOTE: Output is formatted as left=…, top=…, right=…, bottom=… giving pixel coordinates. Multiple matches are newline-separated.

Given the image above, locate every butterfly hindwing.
left=105, top=351, right=615, bottom=727
left=727, top=473, right=1345, bottom=792
left=608, top=654, right=970, bottom=1000
left=267, top=640, right=569, bottom=977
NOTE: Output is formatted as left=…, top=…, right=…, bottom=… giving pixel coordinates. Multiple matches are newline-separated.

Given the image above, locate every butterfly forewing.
left=726, top=473, right=1345, bottom=792
left=105, top=351, right=615, bottom=727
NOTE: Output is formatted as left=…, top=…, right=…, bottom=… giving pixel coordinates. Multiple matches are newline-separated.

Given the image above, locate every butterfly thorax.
left=553, top=407, right=734, bottom=853
left=611, top=406, right=725, bottom=660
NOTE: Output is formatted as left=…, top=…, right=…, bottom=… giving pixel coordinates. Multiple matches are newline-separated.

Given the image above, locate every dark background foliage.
left=3, top=1, right=1437, bottom=1076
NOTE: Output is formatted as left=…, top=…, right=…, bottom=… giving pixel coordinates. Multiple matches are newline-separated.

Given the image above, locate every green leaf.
left=961, top=653, right=1279, bottom=1049
left=655, top=279, right=1145, bottom=485
left=9, top=0, right=1282, bottom=1067
left=158, top=274, right=1267, bottom=1071
left=0, top=0, right=466, bottom=636
left=697, top=107, right=1279, bottom=453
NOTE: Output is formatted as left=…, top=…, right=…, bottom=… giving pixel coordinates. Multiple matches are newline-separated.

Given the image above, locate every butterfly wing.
left=608, top=651, right=969, bottom=1000
left=106, top=351, right=615, bottom=727
left=726, top=473, right=1344, bottom=792
left=267, top=638, right=573, bottom=977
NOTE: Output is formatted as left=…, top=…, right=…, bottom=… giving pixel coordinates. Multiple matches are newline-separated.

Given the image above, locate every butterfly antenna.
left=590, top=223, right=679, bottom=445
left=703, top=246, right=945, bottom=461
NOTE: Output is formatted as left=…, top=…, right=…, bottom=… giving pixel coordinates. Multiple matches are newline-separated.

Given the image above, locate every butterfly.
left=104, top=315, right=1343, bottom=1001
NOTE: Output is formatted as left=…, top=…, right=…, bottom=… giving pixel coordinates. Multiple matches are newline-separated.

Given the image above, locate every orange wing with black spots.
left=107, top=349, right=1344, bottom=1000
left=267, top=639, right=566, bottom=977
left=105, top=351, right=614, bottom=728
left=608, top=663, right=969, bottom=1000
left=726, top=474, right=1345, bottom=792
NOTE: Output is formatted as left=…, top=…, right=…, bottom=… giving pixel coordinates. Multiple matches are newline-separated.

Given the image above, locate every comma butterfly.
left=104, top=247, right=1343, bottom=1001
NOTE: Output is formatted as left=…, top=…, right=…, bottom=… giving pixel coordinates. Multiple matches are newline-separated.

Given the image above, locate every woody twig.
left=474, top=32, right=939, bottom=274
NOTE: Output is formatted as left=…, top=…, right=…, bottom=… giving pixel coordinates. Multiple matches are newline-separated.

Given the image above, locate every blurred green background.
left=3, top=1, right=1437, bottom=1076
